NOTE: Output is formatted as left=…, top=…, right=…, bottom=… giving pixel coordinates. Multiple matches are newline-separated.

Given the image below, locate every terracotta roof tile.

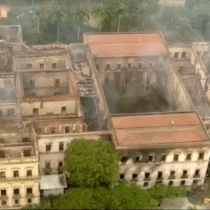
left=85, top=33, right=168, bottom=57
left=111, top=113, right=210, bottom=147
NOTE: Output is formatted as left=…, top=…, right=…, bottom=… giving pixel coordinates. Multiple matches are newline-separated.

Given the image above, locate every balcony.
left=44, top=168, right=52, bottom=175
left=26, top=193, right=34, bottom=198
left=0, top=176, right=39, bottom=182
left=168, top=175, right=176, bottom=180
left=0, top=195, right=8, bottom=200
left=156, top=177, right=163, bottom=181
left=13, top=194, right=21, bottom=199
left=181, top=175, right=188, bottom=179
left=144, top=178, right=151, bottom=181
left=193, top=174, right=200, bottom=178
left=0, top=156, right=38, bottom=164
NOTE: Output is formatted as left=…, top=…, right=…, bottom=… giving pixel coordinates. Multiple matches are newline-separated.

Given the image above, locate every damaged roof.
left=111, top=112, right=210, bottom=148
left=84, top=32, right=168, bottom=57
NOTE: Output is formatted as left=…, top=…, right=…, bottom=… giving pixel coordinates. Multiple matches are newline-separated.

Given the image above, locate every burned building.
left=111, top=112, right=210, bottom=188
left=84, top=32, right=193, bottom=114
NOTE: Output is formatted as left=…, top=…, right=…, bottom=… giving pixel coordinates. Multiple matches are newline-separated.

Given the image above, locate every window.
left=168, top=181, right=173, bottom=186
left=1, top=200, right=6, bottom=206
left=121, top=156, right=128, bottom=163
left=46, top=144, right=51, bottom=152
left=40, top=63, right=44, bottom=70
left=180, top=180, right=186, bottom=186
left=149, top=62, right=153, bottom=68
left=117, top=64, right=121, bottom=70
left=0, top=172, right=5, bottom=178
left=59, top=142, right=64, bottom=151
left=15, top=199, right=19, bottom=204
left=148, top=155, right=154, bottom=162
left=198, top=152, right=204, bottom=160
left=173, top=154, right=179, bottom=161
left=27, top=198, right=32, bottom=204
left=26, top=64, right=32, bottom=70
left=61, top=106, right=66, bottom=114
left=65, top=127, right=70, bottom=133
left=22, top=138, right=30, bottom=142
left=51, top=127, right=55, bottom=134
left=45, top=162, right=51, bottom=168
left=182, top=170, right=188, bottom=178
left=160, top=154, right=166, bottom=162
left=145, top=172, right=150, bottom=179
left=27, top=188, right=32, bottom=194
left=27, top=170, right=32, bottom=177
left=135, top=155, right=141, bottom=162
left=29, top=80, right=35, bottom=88
left=193, top=180, right=198, bottom=185
left=96, top=64, right=99, bottom=70
left=144, top=182, right=149, bottom=187
left=14, top=189, right=19, bottom=195
left=132, top=174, right=138, bottom=181
left=194, top=169, right=200, bottom=177
left=0, top=138, right=3, bottom=143
left=0, top=151, right=5, bottom=158
left=138, top=63, right=142, bottom=69
left=186, top=153, right=191, bottom=161
left=23, top=150, right=31, bottom=157
left=119, top=174, right=125, bottom=180
left=58, top=161, right=63, bottom=167
left=13, top=171, right=19, bottom=178
left=52, top=63, right=57, bottom=69
left=33, top=108, right=39, bottom=116
left=170, top=171, right=175, bottom=178
left=55, top=79, right=60, bottom=87
left=174, top=52, right=179, bottom=59
left=0, top=110, right=2, bottom=117
left=7, top=109, right=14, bottom=116
left=1, top=190, right=6, bottom=196
left=157, top=171, right=163, bottom=179
left=181, top=52, right=186, bottom=58
left=128, top=63, right=131, bottom=69
left=105, top=64, right=110, bottom=70
left=105, top=76, right=110, bottom=84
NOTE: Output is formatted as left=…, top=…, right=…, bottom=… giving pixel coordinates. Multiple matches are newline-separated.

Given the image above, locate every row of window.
left=33, top=106, right=67, bottom=116
left=0, top=138, right=30, bottom=144
left=28, top=79, right=62, bottom=88
left=119, top=169, right=201, bottom=182
left=0, top=169, right=32, bottom=178
left=44, top=161, right=63, bottom=175
left=0, top=149, right=31, bottom=158
left=0, top=188, right=34, bottom=206
left=121, top=152, right=205, bottom=163
left=45, top=143, right=64, bottom=152
left=0, top=108, right=15, bottom=117
left=36, top=123, right=84, bottom=135
left=173, top=51, right=187, bottom=59
left=142, top=179, right=198, bottom=188
left=97, top=62, right=153, bottom=71
left=1, top=198, right=33, bottom=206
left=26, top=63, right=58, bottom=70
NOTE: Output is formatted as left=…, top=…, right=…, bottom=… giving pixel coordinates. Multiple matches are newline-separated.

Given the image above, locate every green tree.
left=64, top=139, right=119, bottom=187
left=72, top=5, right=89, bottom=40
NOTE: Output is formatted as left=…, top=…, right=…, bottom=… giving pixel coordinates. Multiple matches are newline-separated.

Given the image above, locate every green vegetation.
left=0, top=0, right=203, bottom=45
left=53, top=183, right=157, bottom=209
left=64, top=139, right=119, bottom=187
left=149, top=183, right=188, bottom=201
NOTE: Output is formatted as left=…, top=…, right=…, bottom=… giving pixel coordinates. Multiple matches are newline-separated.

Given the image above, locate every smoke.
left=103, top=58, right=178, bottom=114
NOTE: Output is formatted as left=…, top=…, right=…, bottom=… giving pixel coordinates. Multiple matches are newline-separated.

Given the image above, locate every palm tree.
left=115, top=0, right=129, bottom=32
left=73, top=5, right=89, bottom=40
left=92, top=3, right=107, bottom=32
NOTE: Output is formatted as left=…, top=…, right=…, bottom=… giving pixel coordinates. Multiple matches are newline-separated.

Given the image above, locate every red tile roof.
left=111, top=112, right=210, bottom=148
left=85, top=33, right=168, bottom=57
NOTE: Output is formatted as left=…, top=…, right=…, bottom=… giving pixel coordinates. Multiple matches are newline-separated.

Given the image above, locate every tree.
left=91, top=2, right=107, bottom=32
left=64, top=139, right=119, bottom=187
left=53, top=183, right=158, bottom=209
left=72, top=5, right=89, bottom=40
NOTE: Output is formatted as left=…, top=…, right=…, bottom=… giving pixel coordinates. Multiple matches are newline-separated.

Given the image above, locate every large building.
left=111, top=112, right=210, bottom=188
left=1, top=25, right=210, bottom=208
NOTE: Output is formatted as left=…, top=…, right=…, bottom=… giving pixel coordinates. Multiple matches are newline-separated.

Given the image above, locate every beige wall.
left=0, top=157, right=39, bottom=208
left=118, top=146, right=210, bottom=188
left=15, top=55, right=68, bottom=71
left=20, top=99, right=79, bottom=117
